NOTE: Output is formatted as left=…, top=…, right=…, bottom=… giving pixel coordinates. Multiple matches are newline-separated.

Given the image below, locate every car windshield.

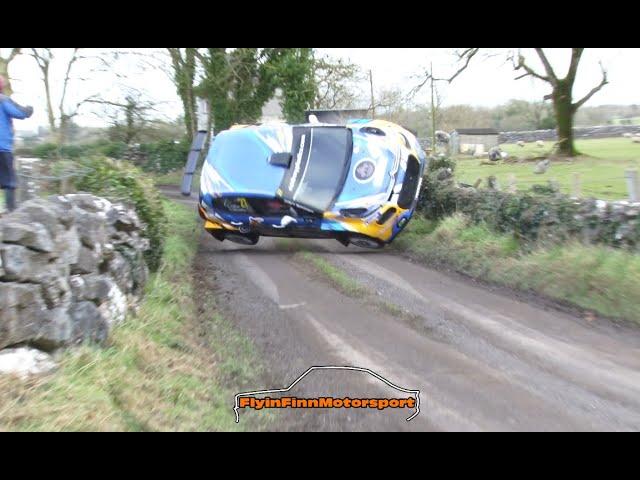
left=286, top=127, right=352, bottom=212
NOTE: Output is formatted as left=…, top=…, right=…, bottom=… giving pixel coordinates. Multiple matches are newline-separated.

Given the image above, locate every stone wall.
left=0, top=194, right=149, bottom=353
left=499, top=125, right=640, bottom=144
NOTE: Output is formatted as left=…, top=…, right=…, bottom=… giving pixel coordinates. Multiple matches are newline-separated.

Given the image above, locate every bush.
left=89, top=140, right=129, bottom=159
left=26, top=140, right=185, bottom=173
left=32, top=143, right=61, bottom=159
left=74, top=156, right=167, bottom=271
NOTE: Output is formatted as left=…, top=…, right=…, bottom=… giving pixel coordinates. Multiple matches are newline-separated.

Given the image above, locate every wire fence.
left=462, top=171, right=640, bottom=202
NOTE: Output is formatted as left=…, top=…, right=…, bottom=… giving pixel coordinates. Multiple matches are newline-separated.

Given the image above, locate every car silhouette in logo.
left=197, top=118, right=427, bottom=248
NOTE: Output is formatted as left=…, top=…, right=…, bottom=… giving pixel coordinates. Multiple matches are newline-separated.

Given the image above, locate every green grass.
left=151, top=169, right=201, bottom=192
left=398, top=213, right=640, bottom=324
left=0, top=200, right=267, bottom=431
left=611, top=117, right=640, bottom=125
left=455, top=138, right=640, bottom=200
left=295, top=251, right=368, bottom=298
left=293, top=249, right=432, bottom=332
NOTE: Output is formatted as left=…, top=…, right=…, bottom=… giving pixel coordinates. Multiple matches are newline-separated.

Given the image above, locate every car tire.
left=225, top=232, right=260, bottom=246
left=349, top=235, right=385, bottom=249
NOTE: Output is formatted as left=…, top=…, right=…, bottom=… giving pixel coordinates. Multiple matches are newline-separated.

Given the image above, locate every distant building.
left=260, top=91, right=284, bottom=123
left=258, top=95, right=373, bottom=125
left=450, top=128, right=499, bottom=155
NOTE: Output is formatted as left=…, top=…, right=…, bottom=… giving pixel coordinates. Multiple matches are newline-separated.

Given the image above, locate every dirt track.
left=165, top=186, right=640, bottom=431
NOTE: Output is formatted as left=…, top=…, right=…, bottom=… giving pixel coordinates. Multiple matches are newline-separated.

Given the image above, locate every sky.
left=4, top=48, right=639, bottom=132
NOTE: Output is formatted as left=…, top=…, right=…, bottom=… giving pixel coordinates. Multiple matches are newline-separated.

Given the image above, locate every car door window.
left=214, top=197, right=255, bottom=214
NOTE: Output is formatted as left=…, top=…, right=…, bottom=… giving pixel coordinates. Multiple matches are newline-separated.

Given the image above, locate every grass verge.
left=294, top=251, right=368, bottom=298
left=0, top=200, right=266, bottom=431
left=395, top=214, right=640, bottom=325
left=152, top=169, right=201, bottom=192
left=293, top=249, right=431, bottom=331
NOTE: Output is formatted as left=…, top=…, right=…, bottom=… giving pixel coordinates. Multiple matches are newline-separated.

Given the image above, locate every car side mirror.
left=269, top=153, right=292, bottom=168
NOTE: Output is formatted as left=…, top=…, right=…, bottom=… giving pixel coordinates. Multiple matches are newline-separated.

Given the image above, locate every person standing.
left=0, top=75, right=34, bottom=212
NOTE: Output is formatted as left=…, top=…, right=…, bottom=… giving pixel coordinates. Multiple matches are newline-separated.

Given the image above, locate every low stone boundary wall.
left=1, top=194, right=149, bottom=354
left=499, top=125, right=640, bottom=143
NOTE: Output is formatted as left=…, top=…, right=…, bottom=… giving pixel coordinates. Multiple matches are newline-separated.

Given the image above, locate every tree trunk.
left=551, top=81, right=576, bottom=156
left=168, top=48, right=198, bottom=143
left=57, top=116, right=67, bottom=147
left=43, top=71, right=57, bottom=139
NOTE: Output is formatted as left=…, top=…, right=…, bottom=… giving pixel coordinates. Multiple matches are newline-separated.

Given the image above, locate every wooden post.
left=430, top=62, right=436, bottom=154
left=507, top=174, right=517, bottom=194
left=61, top=176, right=70, bottom=195
left=571, top=172, right=581, bottom=198
left=625, top=170, right=639, bottom=202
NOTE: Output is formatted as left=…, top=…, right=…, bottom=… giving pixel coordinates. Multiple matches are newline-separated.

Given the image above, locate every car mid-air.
left=197, top=118, right=427, bottom=249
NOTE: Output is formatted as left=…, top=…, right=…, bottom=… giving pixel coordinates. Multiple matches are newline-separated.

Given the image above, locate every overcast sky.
left=5, top=48, right=639, bottom=132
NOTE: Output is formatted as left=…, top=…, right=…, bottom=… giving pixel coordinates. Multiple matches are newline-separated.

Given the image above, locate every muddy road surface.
left=165, top=187, right=640, bottom=431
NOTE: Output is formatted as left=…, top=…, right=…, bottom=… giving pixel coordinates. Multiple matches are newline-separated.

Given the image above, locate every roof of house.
left=452, top=128, right=499, bottom=135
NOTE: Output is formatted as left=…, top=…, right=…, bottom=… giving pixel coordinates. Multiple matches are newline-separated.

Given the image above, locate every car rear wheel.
left=225, top=232, right=260, bottom=246
left=349, top=235, right=385, bottom=249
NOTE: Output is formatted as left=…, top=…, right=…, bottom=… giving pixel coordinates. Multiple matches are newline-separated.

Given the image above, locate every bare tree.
left=513, top=48, right=608, bottom=156
left=30, top=48, right=104, bottom=145
left=312, top=55, right=364, bottom=110
left=410, top=48, right=480, bottom=97
left=415, top=48, right=608, bottom=157
left=0, top=48, right=22, bottom=95
left=410, top=53, right=472, bottom=148
left=85, top=91, right=158, bottom=144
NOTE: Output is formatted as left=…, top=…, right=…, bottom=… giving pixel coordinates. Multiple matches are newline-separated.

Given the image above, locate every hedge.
left=418, top=157, right=640, bottom=251
left=74, top=156, right=168, bottom=271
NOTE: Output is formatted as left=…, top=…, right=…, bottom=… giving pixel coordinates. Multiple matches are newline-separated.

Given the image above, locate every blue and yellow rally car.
left=198, top=118, right=427, bottom=249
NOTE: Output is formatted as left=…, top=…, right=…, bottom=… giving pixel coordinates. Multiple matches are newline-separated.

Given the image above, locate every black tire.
left=225, top=232, right=260, bottom=246
left=349, top=235, right=385, bottom=249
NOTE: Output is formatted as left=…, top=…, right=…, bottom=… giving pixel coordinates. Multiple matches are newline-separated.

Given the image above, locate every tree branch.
left=513, top=51, right=551, bottom=83
left=572, top=62, right=608, bottom=110
left=8, top=48, right=21, bottom=62
left=534, top=48, right=558, bottom=83
left=59, top=48, right=80, bottom=116
left=408, top=48, right=479, bottom=99
left=566, top=48, right=584, bottom=82
left=442, top=48, right=479, bottom=83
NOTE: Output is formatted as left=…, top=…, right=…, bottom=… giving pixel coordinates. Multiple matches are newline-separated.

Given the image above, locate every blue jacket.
left=0, top=94, right=34, bottom=152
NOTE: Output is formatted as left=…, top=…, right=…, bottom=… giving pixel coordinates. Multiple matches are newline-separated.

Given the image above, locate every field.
left=455, top=138, right=640, bottom=200
left=611, top=117, right=640, bottom=126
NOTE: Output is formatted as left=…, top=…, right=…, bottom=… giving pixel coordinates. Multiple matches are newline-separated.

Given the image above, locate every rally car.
left=197, top=118, right=427, bottom=249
